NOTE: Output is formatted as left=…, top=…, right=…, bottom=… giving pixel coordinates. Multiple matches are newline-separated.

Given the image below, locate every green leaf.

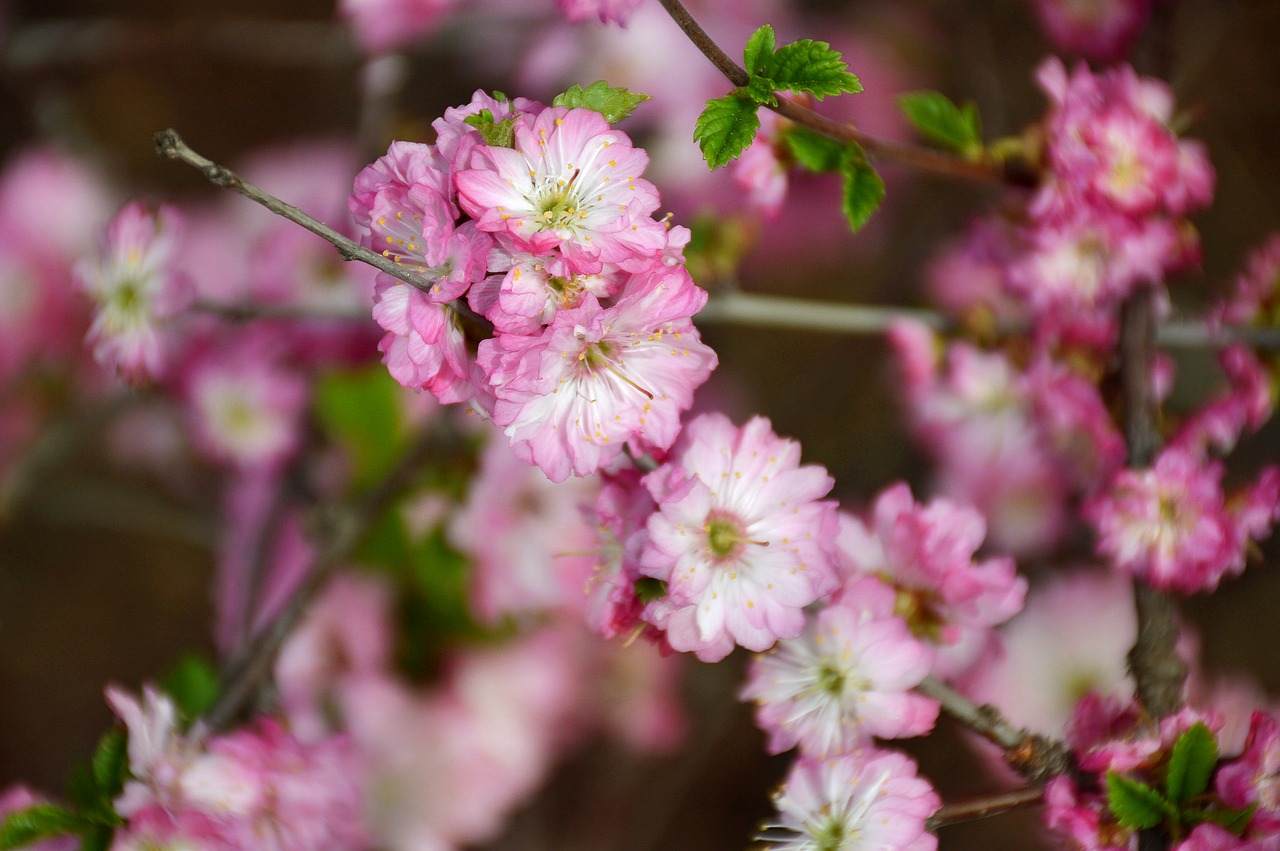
left=897, top=91, right=983, bottom=154
left=693, top=93, right=761, bottom=170
left=1166, top=722, right=1218, bottom=804
left=90, top=729, right=128, bottom=801
left=0, top=806, right=84, bottom=850
left=784, top=126, right=848, bottom=173
left=1106, top=772, right=1175, bottom=831
left=463, top=109, right=516, bottom=147
left=1186, top=803, right=1257, bottom=835
left=840, top=153, right=885, bottom=233
left=744, top=75, right=778, bottom=106
left=761, top=39, right=861, bottom=100
left=159, top=654, right=220, bottom=723
left=552, top=81, right=652, bottom=124
left=743, top=25, right=776, bottom=77
left=315, top=366, right=407, bottom=490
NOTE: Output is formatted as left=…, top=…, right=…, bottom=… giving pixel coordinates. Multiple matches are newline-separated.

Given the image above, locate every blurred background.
left=2, top=0, right=1280, bottom=848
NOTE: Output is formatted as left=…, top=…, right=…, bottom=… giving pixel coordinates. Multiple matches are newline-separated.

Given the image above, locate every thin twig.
left=1120, top=291, right=1187, bottom=720
left=154, top=129, right=492, bottom=335
left=915, top=676, right=1073, bottom=783
left=205, top=422, right=456, bottom=729
left=926, top=786, right=1045, bottom=831
left=654, top=0, right=1035, bottom=186
left=155, top=130, right=432, bottom=291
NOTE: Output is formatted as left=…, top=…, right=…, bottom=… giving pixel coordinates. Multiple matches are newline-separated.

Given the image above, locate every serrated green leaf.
left=159, top=654, right=220, bottom=723
left=840, top=154, right=885, bottom=233
left=552, top=81, right=652, bottom=124
left=315, top=366, right=406, bottom=490
left=743, top=25, right=776, bottom=77
left=693, top=93, right=761, bottom=170
left=0, top=806, right=84, bottom=849
left=463, top=110, right=516, bottom=147
left=744, top=75, right=778, bottom=106
left=898, top=91, right=983, bottom=154
left=760, top=39, right=861, bottom=100
left=1167, top=722, right=1218, bottom=804
left=784, top=127, right=848, bottom=173
left=1107, top=772, right=1174, bottom=831
left=1186, top=803, right=1257, bottom=835
left=90, top=729, right=127, bottom=801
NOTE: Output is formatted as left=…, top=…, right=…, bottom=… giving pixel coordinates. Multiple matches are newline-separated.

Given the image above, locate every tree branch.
left=1120, top=291, right=1188, bottom=720
left=154, top=129, right=492, bottom=335
left=654, top=0, right=1035, bottom=185
left=915, top=676, right=1073, bottom=783
left=926, top=786, right=1045, bottom=831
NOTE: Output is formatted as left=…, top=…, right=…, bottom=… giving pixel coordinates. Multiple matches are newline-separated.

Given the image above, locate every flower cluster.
left=350, top=91, right=717, bottom=482
left=105, top=686, right=367, bottom=850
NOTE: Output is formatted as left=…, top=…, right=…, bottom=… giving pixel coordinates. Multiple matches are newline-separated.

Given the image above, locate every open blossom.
left=75, top=201, right=190, bottom=382
left=838, top=483, right=1026, bottom=679
left=742, top=591, right=939, bottom=758
left=762, top=750, right=940, bottom=851
left=478, top=263, right=716, bottom=481
left=181, top=336, right=309, bottom=472
left=1085, top=444, right=1252, bottom=593
left=639, top=413, right=841, bottom=662
left=456, top=106, right=667, bottom=270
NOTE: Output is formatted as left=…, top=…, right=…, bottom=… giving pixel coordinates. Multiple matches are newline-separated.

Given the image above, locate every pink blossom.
left=181, top=334, right=308, bottom=472
left=448, top=435, right=599, bottom=622
left=75, top=202, right=191, bottom=382
left=1172, top=345, right=1274, bottom=456
left=1031, top=0, right=1153, bottom=62
left=1218, top=712, right=1280, bottom=816
left=742, top=593, right=939, bottom=757
left=478, top=263, right=716, bottom=481
left=585, top=465, right=660, bottom=640
left=456, top=106, right=667, bottom=270
left=763, top=750, right=940, bottom=851
left=471, top=246, right=622, bottom=335
left=1085, top=444, right=1245, bottom=593
left=838, top=483, right=1026, bottom=679
left=734, top=112, right=790, bottom=219
left=638, top=413, right=841, bottom=662
left=372, top=281, right=480, bottom=404
left=1216, top=234, right=1280, bottom=329
left=556, top=0, right=645, bottom=26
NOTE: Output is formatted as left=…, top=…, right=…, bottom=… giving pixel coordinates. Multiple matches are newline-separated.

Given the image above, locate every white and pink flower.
left=639, top=413, right=841, bottom=662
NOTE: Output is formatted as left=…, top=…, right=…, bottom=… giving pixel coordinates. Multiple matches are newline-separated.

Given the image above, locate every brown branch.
left=654, top=0, right=1035, bottom=185
left=1120, top=291, right=1188, bottom=720
left=915, top=676, right=1073, bottom=783
left=154, top=129, right=493, bottom=336
left=926, top=786, right=1045, bottom=831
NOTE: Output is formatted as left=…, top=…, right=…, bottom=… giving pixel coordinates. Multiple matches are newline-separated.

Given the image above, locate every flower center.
left=702, top=511, right=768, bottom=562
left=810, top=818, right=852, bottom=851
left=815, top=662, right=846, bottom=697
left=536, top=171, right=585, bottom=231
